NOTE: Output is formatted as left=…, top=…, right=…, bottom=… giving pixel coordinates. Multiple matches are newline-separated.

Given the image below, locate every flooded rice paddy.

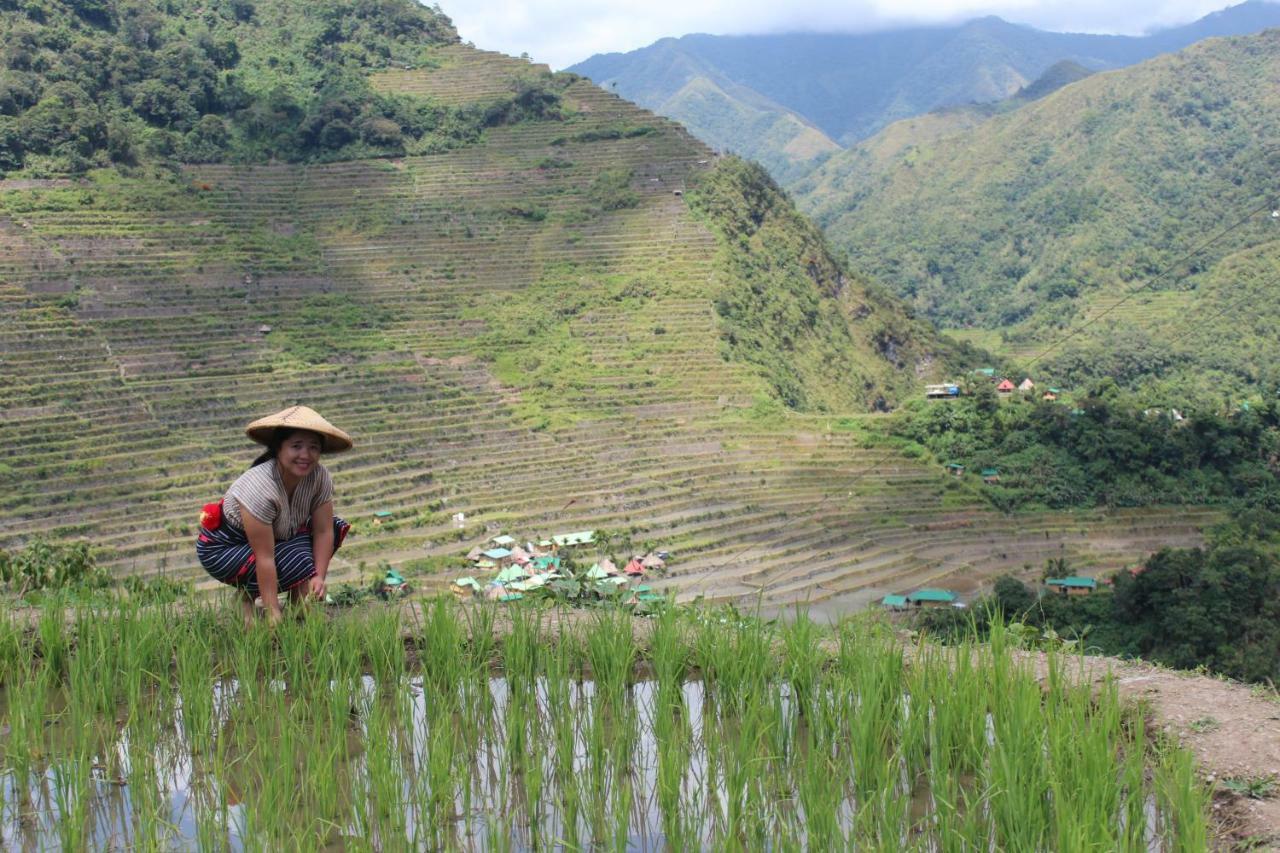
left=0, top=600, right=1209, bottom=850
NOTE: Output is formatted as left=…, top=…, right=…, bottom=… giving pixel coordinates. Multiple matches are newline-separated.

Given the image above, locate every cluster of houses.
left=926, top=368, right=1063, bottom=402
left=451, top=530, right=667, bottom=604
left=881, top=574, right=1098, bottom=610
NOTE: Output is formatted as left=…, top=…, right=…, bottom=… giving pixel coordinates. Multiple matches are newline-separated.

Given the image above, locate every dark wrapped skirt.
left=196, top=508, right=349, bottom=598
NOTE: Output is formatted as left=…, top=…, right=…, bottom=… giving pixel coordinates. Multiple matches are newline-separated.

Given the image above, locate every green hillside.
left=568, top=3, right=1280, bottom=181
left=797, top=30, right=1280, bottom=405
left=658, top=76, right=839, bottom=182
left=0, top=0, right=1213, bottom=609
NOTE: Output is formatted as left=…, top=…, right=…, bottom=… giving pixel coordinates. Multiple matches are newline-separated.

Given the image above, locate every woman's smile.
left=279, top=433, right=322, bottom=481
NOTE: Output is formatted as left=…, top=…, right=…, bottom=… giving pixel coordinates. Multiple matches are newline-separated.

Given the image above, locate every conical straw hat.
left=245, top=405, right=353, bottom=453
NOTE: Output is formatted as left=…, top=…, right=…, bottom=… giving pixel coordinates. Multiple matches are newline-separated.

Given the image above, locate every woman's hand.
left=310, top=501, right=335, bottom=600
left=242, top=510, right=282, bottom=621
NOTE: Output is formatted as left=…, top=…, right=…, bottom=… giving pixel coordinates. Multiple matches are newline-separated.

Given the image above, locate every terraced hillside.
left=0, top=44, right=1209, bottom=608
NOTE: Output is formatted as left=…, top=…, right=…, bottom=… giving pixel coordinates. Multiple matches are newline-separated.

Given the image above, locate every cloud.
left=440, top=0, right=1244, bottom=69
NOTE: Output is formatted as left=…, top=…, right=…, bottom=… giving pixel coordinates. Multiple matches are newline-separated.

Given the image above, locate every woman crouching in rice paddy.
left=196, top=406, right=352, bottom=625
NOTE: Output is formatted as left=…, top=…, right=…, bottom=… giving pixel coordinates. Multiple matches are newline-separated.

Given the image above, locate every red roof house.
left=996, top=379, right=1015, bottom=394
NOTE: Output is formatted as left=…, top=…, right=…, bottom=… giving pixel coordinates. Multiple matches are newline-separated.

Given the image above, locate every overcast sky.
left=443, top=0, right=1250, bottom=69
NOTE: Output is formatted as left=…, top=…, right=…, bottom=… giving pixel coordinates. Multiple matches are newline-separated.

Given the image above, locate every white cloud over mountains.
left=442, top=0, right=1251, bottom=69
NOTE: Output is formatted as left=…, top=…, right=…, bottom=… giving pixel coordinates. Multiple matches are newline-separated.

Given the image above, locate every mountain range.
left=567, top=2, right=1280, bottom=177
left=791, top=27, right=1280, bottom=405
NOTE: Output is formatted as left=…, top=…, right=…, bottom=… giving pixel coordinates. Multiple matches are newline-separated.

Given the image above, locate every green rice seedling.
left=584, top=608, right=636, bottom=706
left=125, top=704, right=172, bottom=852
left=417, top=711, right=461, bottom=849
left=176, top=629, right=215, bottom=756
left=691, top=608, right=775, bottom=721
left=67, top=618, right=114, bottom=720
left=37, top=601, right=69, bottom=676
left=503, top=603, right=542, bottom=690
left=713, top=691, right=772, bottom=846
left=543, top=632, right=584, bottom=848
left=780, top=607, right=825, bottom=719
left=1041, top=656, right=1124, bottom=848
left=462, top=597, right=498, bottom=676
left=364, top=608, right=406, bottom=685
left=837, top=626, right=906, bottom=844
left=190, top=756, right=226, bottom=852
left=1121, top=713, right=1150, bottom=851
left=0, top=611, right=23, bottom=685
left=1155, top=742, right=1211, bottom=852
left=230, top=624, right=272, bottom=705
left=418, top=596, right=465, bottom=693
left=921, top=642, right=985, bottom=782
left=985, top=670, right=1051, bottom=850
left=361, top=688, right=409, bottom=846
left=580, top=685, right=614, bottom=845
left=607, top=704, right=639, bottom=851
left=654, top=702, right=695, bottom=848
left=650, top=604, right=691, bottom=686
left=794, top=741, right=844, bottom=848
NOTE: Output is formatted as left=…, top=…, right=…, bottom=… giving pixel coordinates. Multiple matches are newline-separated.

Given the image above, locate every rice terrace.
left=1, top=0, right=1279, bottom=849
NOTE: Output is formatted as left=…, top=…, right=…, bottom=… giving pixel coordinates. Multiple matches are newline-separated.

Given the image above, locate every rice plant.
left=0, top=597, right=1219, bottom=849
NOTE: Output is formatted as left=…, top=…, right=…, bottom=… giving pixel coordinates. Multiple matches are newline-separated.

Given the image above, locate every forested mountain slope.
left=567, top=2, right=1280, bottom=177
left=796, top=29, right=1280, bottom=405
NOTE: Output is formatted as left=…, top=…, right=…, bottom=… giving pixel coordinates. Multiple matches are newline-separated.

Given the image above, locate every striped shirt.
left=223, top=461, right=334, bottom=541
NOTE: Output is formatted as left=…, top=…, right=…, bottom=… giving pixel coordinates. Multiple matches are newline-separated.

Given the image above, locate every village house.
left=1043, top=388, right=1061, bottom=402
left=1046, top=576, right=1097, bottom=596
left=481, top=547, right=514, bottom=568
left=906, top=588, right=959, bottom=608
left=550, top=530, right=595, bottom=550
left=946, top=462, right=965, bottom=478
left=981, top=468, right=1000, bottom=484
left=1019, top=378, right=1035, bottom=392
left=996, top=379, right=1015, bottom=395
left=925, top=383, right=960, bottom=400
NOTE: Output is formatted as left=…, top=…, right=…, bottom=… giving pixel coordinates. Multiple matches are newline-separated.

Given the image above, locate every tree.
left=992, top=575, right=1035, bottom=615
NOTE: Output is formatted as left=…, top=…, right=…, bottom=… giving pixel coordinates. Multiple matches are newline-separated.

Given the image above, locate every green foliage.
left=121, top=574, right=190, bottom=604
left=587, top=167, right=639, bottom=212
left=932, top=515, right=1280, bottom=684
left=893, top=393, right=1280, bottom=510
left=0, top=538, right=108, bottom=592
left=275, top=293, right=396, bottom=364
left=554, top=122, right=656, bottom=145
left=688, top=156, right=964, bottom=411
left=800, top=30, right=1280, bottom=401
left=0, top=0, right=566, bottom=173
left=1220, top=775, right=1277, bottom=800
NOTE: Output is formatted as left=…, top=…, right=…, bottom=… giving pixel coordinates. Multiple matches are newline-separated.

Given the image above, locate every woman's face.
left=278, top=430, right=323, bottom=480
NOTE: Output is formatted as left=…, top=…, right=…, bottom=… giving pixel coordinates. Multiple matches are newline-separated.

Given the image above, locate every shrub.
left=0, top=539, right=109, bottom=592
